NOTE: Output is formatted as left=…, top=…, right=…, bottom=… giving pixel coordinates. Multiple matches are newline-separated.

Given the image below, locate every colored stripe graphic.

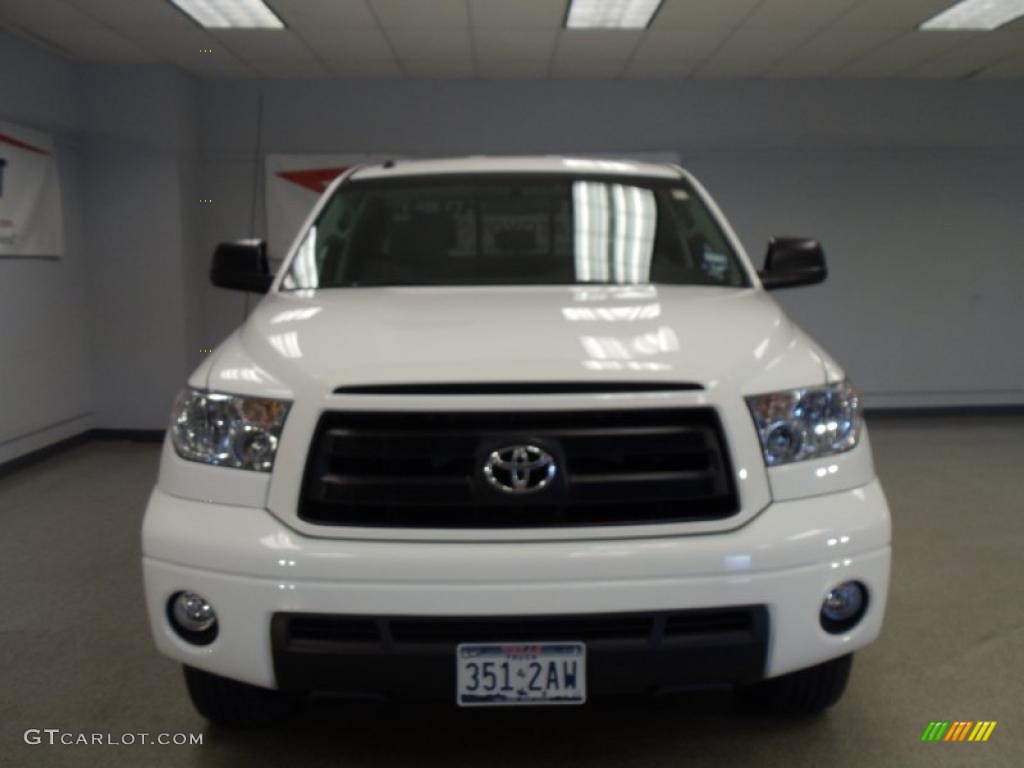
left=921, top=721, right=996, bottom=742
left=945, top=721, right=972, bottom=741
left=968, top=722, right=997, bottom=742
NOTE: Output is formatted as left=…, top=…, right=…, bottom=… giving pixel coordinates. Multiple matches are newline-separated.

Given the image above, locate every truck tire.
left=739, top=654, right=853, bottom=715
left=184, top=666, right=297, bottom=727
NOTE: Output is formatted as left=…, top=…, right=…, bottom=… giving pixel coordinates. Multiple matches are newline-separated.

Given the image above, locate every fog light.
left=820, top=581, right=867, bottom=633
left=168, top=591, right=218, bottom=645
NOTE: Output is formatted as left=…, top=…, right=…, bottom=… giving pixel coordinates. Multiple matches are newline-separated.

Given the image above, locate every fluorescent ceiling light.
left=566, top=0, right=664, bottom=29
left=169, top=0, right=285, bottom=29
left=920, top=0, right=1024, bottom=30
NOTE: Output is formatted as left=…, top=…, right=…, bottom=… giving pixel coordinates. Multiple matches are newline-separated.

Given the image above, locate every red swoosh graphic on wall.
left=0, top=132, right=50, bottom=156
left=275, top=167, right=349, bottom=194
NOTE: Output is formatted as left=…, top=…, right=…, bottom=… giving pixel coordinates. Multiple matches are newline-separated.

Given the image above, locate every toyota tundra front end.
left=142, top=156, right=890, bottom=725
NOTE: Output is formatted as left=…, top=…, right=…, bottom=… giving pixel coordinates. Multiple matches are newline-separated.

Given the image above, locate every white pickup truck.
left=142, top=156, right=890, bottom=725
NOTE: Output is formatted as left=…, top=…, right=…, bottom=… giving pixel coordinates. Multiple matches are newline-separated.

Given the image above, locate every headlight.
left=745, top=381, right=861, bottom=466
left=170, top=388, right=291, bottom=472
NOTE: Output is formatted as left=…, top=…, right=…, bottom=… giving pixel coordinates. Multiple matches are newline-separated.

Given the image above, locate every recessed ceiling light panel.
left=920, top=0, right=1024, bottom=31
left=566, top=0, right=664, bottom=29
left=169, top=0, right=285, bottom=29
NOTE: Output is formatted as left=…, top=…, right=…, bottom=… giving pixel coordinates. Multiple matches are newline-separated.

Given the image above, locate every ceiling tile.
left=838, top=30, right=982, bottom=77
left=210, top=29, right=313, bottom=61
left=632, top=27, right=732, bottom=60
left=622, top=57, right=697, bottom=77
left=472, top=26, right=557, bottom=59
left=477, top=58, right=550, bottom=77
left=271, top=0, right=377, bottom=28
left=469, top=0, right=567, bottom=27
left=768, top=24, right=900, bottom=76
left=555, top=30, right=644, bottom=62
left=743, top=0, right=858, bottom=29
left=710, top=24, right=817, bottom=61
left=386, top=26, right=472, bottom=59
left=909, top=26, right=1024, bottom=77
left=551, top=59, right=627, bottom=78
left=837, top=0, right=964, bottom=30
left=402, top=58, right=476, bottom=77
left=326, top=58, right=403, bottom=77
left=64, top=0, right=196, bottom=30
left=296, top=26, right=393, bottom=60
left=695, top=58, right=772, bottom=76
left=0, top=0, right=101, bottom=28
left=653, top=0, right=761, bottom=29
left=370, top=0, right=468, bottom=27
left=976, top=53, right=1024, bottom=77
left=35, top=25, right=153, bottom=61
left=118, top=26, right=222, bottom=62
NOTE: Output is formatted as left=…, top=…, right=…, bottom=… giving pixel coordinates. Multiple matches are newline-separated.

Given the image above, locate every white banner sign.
left=265, top=154, right=393, bottom=261
left=0, top=121, right=63, bottom=258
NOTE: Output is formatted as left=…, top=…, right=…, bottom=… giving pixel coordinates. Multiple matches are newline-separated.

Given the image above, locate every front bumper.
left=142, top=479, right=891, bottom=692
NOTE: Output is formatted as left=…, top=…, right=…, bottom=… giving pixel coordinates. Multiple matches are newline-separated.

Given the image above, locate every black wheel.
left=738, top=654, right=853, bottom=715
left=183, top=666, right=298, bottom=727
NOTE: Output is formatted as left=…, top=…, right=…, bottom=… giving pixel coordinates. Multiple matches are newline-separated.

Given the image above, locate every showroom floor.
left=1, top=416, right=1021, bottom=767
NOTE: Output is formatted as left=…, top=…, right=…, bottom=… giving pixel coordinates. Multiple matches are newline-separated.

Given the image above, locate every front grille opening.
left=299, top=409, right=738, bottom=529
left=280, top=609, right=763, bottom=651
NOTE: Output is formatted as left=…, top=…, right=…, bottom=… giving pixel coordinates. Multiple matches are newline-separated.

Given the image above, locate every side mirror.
left=210, top=240, right=272, bottom=293
left=758, top=237, right=827, bottom=290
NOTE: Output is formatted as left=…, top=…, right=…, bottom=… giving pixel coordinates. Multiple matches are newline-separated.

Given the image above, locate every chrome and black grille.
left=298, top=408, right=738, bottom=528
left=271, top=608, right=770, bottom=696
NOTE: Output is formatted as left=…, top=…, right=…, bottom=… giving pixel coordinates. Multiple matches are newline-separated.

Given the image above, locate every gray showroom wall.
left=198, top=78, right=1024, bottom=408
left=0, top=32, right=93, bottom=463
left=77, top=65, right=201, bottom=430
left=0, top=31, right=201, bottom=458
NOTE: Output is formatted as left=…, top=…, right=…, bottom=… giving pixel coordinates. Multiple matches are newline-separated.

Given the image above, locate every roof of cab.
left=348, top=155, right=683, bottom=181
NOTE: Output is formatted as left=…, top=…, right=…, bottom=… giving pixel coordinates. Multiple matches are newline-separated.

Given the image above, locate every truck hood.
left=199, top=285, right=833, bottom=398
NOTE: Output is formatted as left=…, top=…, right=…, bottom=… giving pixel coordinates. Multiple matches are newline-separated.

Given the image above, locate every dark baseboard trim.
left=866, top=405, right=1024, bottom=418
left=0, top=432, right=93, bottom=480
left=0, top=428, right=166, bottom=479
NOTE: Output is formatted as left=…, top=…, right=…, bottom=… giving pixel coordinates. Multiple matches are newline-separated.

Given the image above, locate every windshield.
left=280, top=175, right=749, bottom=289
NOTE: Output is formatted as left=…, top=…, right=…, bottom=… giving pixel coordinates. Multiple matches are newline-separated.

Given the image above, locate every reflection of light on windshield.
left=573, top=182, right=655, bottom=284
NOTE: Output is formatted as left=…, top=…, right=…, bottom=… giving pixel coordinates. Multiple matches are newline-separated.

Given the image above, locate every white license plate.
left=456, top=642, right=586, bottom=707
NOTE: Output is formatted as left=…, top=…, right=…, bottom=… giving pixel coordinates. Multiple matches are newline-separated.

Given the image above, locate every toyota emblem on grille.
left=482, top=445, right=557, bottom=494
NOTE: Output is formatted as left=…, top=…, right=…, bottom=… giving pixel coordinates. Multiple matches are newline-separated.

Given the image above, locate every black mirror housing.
left=210, top=240, right=273, bottom=293
left=758, top=237, right=827, bottom=290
